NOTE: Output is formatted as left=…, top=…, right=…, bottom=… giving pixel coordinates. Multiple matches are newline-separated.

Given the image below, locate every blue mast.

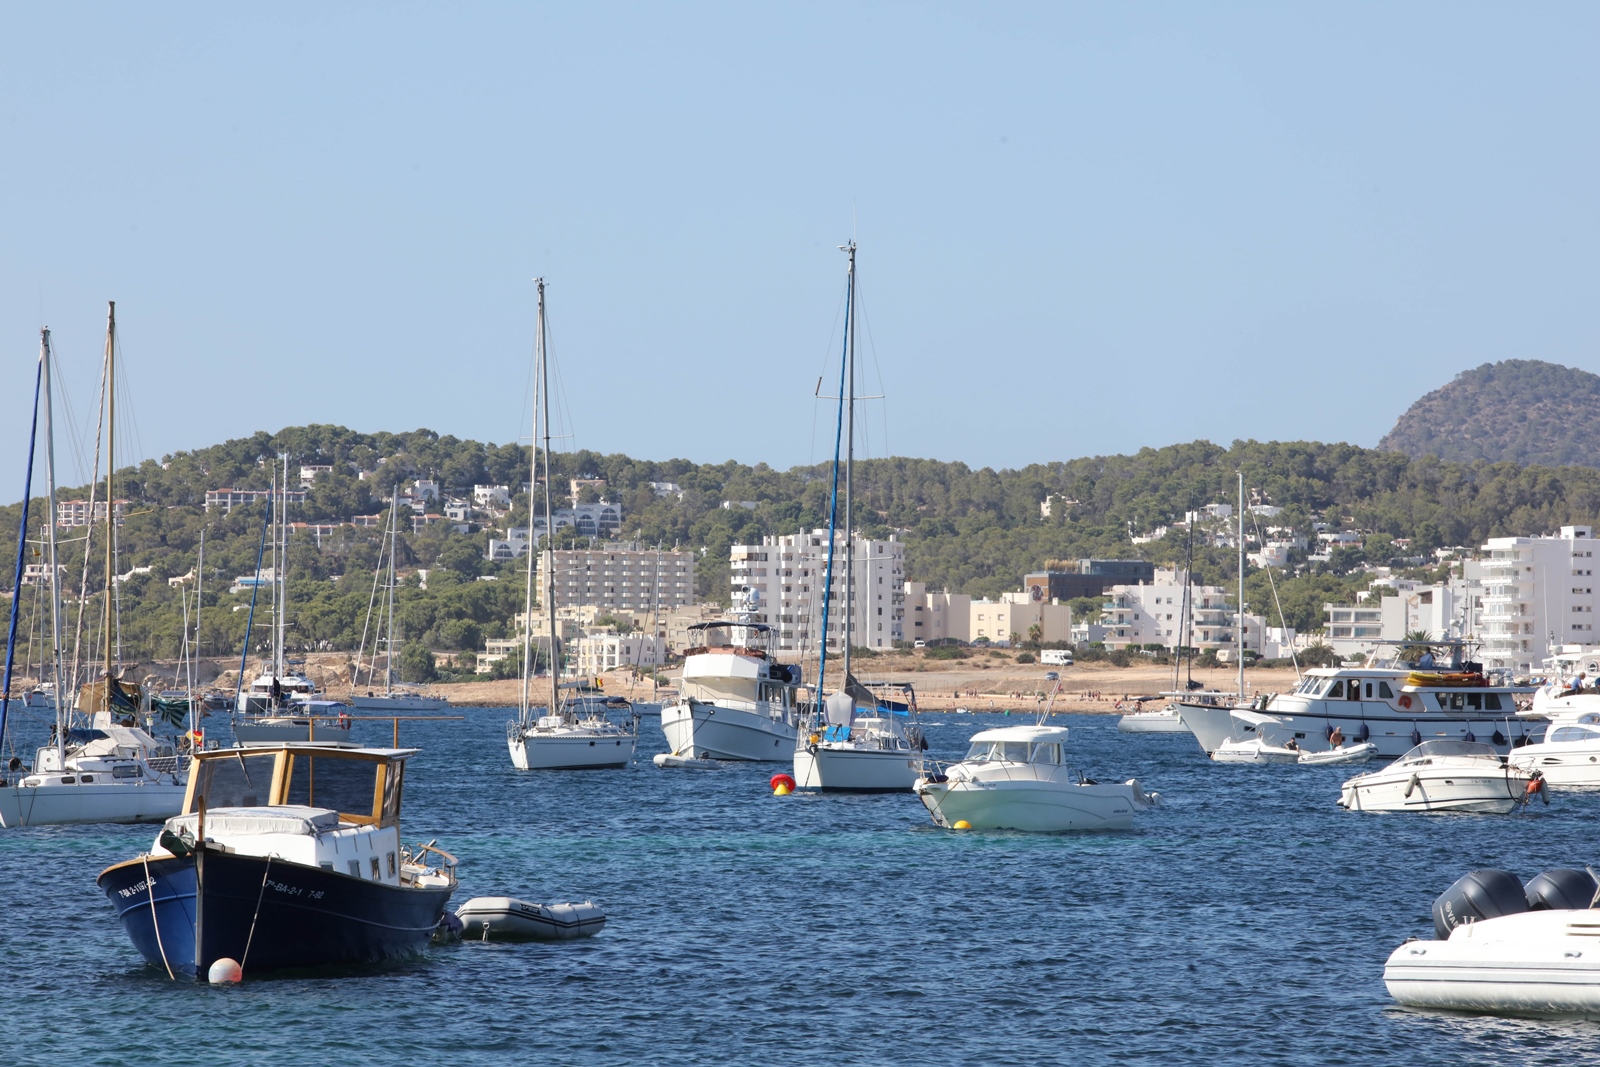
left=0, top=354, right=44, bottom=750
left=815, top=244, right=854, bottom=717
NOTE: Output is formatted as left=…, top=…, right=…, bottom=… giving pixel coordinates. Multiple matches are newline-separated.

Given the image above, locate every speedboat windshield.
left=1402, top=740, right=1499, bottom=762
left=965, top=740, right=1032, bottom=763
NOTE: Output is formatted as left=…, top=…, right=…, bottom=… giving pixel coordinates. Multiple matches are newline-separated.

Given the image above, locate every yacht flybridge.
left=659, top=621, right=802, bottom=761
left=1180, top=641, right=1539, bottom=759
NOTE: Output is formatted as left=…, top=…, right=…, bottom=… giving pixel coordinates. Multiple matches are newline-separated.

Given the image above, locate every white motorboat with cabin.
left=1507, top=711, right=1600, bottom=788
left=1338, top=740, right=1542, bottom=813
left=913, top=722, right=1159, bottom=832
left=1384, top=868, right=1600, bottom=1017
left=0, top=316, right=189, bottom=828
left=1180, top=642, right=1539, bottom=760
left=506, top=280, right=638, bottom=771
left=660, top=621, right=802, bottom=761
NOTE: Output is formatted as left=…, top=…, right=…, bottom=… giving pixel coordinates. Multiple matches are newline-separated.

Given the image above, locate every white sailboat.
left=351, top=488, right=448, bottom=712
left=231, top=455, right=352, bottom=745
left=506, top=278, right=637, bottom=770
left=1, top=310, right=188, bottom=827
left=792, top=241, right=923, bottom=792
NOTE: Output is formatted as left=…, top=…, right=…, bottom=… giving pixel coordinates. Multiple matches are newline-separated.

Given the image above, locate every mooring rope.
left=141, top=854, right=175, bottom=981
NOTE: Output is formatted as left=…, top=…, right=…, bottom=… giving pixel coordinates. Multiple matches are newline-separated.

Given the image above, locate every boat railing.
left=146, top=753, right=189, bottom=777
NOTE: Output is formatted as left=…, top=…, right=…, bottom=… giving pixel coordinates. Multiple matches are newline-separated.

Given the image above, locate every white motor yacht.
left=1180, top=642, right=1539, bottom=759
left=1507, top=712, right=1600, bottom=788
left=1338, top=740, right=1541, bottom=813
left=660, top=621, right=801, bottom=762
left=794, top=683, right=925, bottom=793
left=1385, top=868, right=1600, bottom=1017
left=913, top=725, right=1159, bottom=832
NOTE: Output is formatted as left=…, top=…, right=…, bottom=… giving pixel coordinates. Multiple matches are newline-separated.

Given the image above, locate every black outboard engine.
left=1432, top=869, right=1527, bottom=940
left=1525, top=869, right=1599, bottom=911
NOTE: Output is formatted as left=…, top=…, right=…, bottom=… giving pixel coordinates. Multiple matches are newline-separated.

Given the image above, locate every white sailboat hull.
left=507, top=728, right=635, bottom=770
left=659, top=698, right=796, bottom=762
left=793, top=743, right=921, bottom=792
left=0, top=778, right=185, bottom=828
left=1116, top=709, right=1189, bottom=734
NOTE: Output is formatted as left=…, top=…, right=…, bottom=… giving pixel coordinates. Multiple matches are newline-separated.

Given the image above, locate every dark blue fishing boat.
left=97, top=743, right=456, bottom=979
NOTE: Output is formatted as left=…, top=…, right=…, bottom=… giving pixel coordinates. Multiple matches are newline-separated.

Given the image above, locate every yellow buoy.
left=952, top=820, right=971, bottom=830
left=774, top=783, right=792, bottom=796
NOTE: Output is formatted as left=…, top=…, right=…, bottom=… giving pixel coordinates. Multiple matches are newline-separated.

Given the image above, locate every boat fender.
left=1524, top=772, right=1548, bottom=806
left=1411, top=727, right=1422, bottom=747
left=1524, top=869, right=1599, bottom=911
left=433, top=912, right=465, bottom=944
left=1358, top=722, right=1370, bottom=742
left=1398, top=695, right=1413, bottom=709
left=919, top=735, right=929, bottom=751
left=1464, top=730, right=1476, bottom=743
left=1431, top=869, right=1527, bottom=940
left=1492, top=729, right=1506, bottom=746
left=1403, top=772, right=1420, bottom=799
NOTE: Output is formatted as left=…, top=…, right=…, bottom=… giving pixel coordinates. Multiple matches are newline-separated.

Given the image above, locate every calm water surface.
left=3, top=707, right=1598, bottom=1065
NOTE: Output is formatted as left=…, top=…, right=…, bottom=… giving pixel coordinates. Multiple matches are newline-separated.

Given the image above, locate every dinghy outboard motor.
left=1525, top=869, right=1600, bottom=911
left=1431, top=869, right=1526, bottom=940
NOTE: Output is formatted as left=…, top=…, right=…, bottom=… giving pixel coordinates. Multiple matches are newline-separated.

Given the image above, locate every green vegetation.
left=1380, top=360, right=1600, bottom=468
left=6, top=424, right=1600, bottom=662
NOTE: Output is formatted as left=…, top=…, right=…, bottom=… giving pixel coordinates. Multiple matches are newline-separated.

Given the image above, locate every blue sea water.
left=3, top=707, right=1599, bottom=1066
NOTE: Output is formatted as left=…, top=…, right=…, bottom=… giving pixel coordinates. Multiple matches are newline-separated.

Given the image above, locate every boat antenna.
left=1036, top=679, right=1063, bottom=726
left=0, top=346, right=45, bottom=753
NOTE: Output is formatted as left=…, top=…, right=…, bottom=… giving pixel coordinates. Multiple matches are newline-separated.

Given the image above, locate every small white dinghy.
left=653, top=752, right=720, bottom=769
left=456, top=896, right=607, bottom=941
left=1298, top=742, right=1379, bottom=766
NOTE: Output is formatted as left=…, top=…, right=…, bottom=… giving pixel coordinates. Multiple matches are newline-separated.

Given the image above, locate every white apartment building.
left=538, top=545, right=696, bottom=614
left=1100, top=569, right=1263, bottom=653
left=574, top=633, right=665, bottom=675
left=203, top=488, right=306, bottom=514
left=903, top=582, right=972, bottom=644
left=56, top=498, right=129, bottom=527
left=968, top=594, right=1072, bottom=647
left=730, top=529, right=904, bottom=652
left=1479, top=525, right=1600, bottom=675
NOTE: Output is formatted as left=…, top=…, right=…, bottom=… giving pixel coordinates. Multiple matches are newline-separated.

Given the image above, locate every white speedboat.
left=1385, top=868, right=1600, bottom=1017
left=1338, top=740, right=1540, bottom=813
left=456, top=896, right=606, bottom=941
left=913, top=724, right=1159, bottom=832
left=1116, top=703, right=1188, bottom=734
left=660, top=621, right=801, bottom=762
left=795, top=682, right=925, bottom=793
left=1508, top=713, right=1600, bottom=788
left=1180, top=642, right=1539, bottom=759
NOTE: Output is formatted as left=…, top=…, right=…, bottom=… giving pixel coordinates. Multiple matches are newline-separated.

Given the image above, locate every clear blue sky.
left=4, top=3, right=1599, bottom=499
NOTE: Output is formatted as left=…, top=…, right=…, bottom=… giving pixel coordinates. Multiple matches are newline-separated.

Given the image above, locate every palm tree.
left=1399, top=629, right=1437, bottom=667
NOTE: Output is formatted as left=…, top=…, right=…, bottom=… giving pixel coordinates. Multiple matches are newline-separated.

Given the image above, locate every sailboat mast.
left=41, top=330, right=65, bottom=760
left=842, top=241, right=856, bottom=684
left=191, top=530, right=204, bottom=739
left=0, top=350, right=44, bottom=753
left=537, top=279, right=559, bottom=718
left=100, top=302, right=116, bottom=685
left=278, top=454, right=288, bottom=681
left=386, top=484, right=398, bottom=695
left=1237, top=470, right=1245, bottom=703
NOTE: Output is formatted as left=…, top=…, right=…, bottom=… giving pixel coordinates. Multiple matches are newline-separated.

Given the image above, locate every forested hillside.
left=4, top=424, right=1600, bottom=664
left=1379, top=359, right=1600, bottom=467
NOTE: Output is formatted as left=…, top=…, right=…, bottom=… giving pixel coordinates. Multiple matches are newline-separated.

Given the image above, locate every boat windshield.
left=1547, top=725, right=1600, bottom=744
left=1401, top=740, right=1499, bottom=762
left=191, top=752, right=277, bottom=809
left=965, top=740, right=1032, bottom=763
left=286, top=754, right=387, bottom=823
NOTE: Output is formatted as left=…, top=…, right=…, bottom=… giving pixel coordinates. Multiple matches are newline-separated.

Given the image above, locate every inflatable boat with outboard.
left=1385, top=867, right=1600, bottom=1016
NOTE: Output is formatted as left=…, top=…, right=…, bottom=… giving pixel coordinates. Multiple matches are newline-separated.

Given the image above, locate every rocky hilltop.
left=1379, top=359, right=1600, bottom=467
